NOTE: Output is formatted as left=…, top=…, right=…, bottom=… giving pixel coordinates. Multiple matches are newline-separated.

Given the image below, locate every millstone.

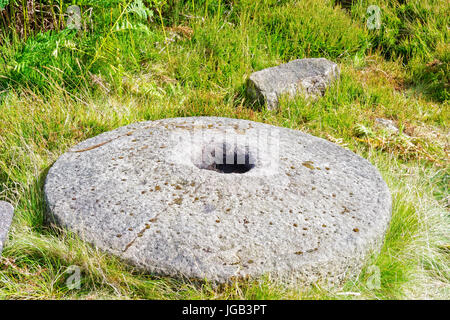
left=0, top=201, right=14, bottom=255
left=44, top=117, right=391, bottom=285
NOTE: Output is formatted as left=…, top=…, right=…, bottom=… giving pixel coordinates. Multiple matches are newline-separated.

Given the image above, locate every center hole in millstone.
left=196, top=142, right=255, bottom=174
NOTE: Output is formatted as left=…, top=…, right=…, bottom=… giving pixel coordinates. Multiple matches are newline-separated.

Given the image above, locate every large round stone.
left=44, top=117, right=391, bottom=285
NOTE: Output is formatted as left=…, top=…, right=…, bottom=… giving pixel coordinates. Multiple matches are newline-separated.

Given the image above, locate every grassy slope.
left=0, top=0, right=448, bottom=299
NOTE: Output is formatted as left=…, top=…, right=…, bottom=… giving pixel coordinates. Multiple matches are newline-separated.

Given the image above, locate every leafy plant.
left=0, top=0, right=9, bottom=10
left=127, top=0, right=153, bottom=20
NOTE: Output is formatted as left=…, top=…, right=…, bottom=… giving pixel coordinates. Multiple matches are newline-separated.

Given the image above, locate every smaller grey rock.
left=0, top=201, right=14, bottom=255
left=375, top=118, right=399, bottom=133
left=247, top=58, right=340, bottom=109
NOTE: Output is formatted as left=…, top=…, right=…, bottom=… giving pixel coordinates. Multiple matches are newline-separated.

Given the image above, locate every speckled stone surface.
left=247, top=58, right=340, bottom=109
left=44, top=117, right=391, bottom=285
left=0, top=201, right=14, bottom=255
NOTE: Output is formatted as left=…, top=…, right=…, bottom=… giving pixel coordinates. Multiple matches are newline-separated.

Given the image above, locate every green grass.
left=0, top=0, right=449, bottom=299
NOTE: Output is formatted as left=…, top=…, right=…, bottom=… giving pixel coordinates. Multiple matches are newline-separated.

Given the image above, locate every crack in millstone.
left=122, top=181, right=206, bottom=253
left=70, top=131, right=135, bottom=153
left=123, top=214, right=160, bottom=252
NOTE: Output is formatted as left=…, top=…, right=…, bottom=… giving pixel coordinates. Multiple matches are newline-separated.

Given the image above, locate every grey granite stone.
left=375, top=118, right=399, bottom=134
left=44, top=117, right=391, bottom=286
left=0, top=201, right=14, bottom=255
left=247, top=58, right=340, bottom=109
